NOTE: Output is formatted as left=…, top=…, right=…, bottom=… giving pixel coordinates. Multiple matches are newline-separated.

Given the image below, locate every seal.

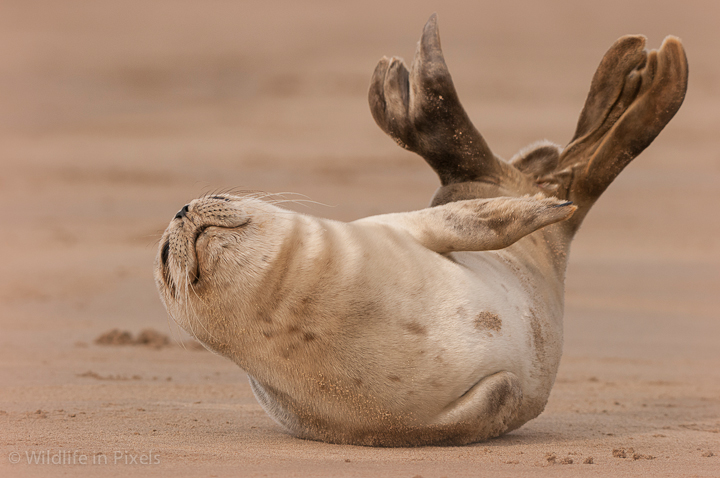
left=154, top=15, right=688, bottom=446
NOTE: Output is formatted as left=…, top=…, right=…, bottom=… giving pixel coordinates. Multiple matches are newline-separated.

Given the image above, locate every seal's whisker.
left=164, top=310, right=188, bottom=350
left=241, top=191, right=276, bottom=201
left=267, top=198, right=335, bottom=209
left=258, top=191, right=309, bottom=201
left=183, top=270, right=219, bottom=343
left=181, top=274, right=200, bottom=341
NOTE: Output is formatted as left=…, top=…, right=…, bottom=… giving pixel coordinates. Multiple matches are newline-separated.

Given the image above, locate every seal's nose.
left=175, top=204, right=190, bottom=220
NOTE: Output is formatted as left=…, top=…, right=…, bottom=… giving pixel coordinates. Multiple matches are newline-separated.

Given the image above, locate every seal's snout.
left=175, top=204, right=190, bottom=219
left=156, top=194, right=278, bottom=306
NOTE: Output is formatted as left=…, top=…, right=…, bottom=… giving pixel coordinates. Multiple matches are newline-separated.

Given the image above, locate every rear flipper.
left=520, top=35, right=688, bottom=233
left=359, top=194, right=576, bottom=253
left=429, top=371, right=524, bottom=445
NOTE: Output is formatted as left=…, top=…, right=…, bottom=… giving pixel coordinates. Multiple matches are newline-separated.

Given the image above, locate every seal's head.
left=154, top=194, right=288, bottom=353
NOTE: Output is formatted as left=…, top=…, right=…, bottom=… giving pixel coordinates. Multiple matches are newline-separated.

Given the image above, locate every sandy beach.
left=1, top=1, right=718, bottom=476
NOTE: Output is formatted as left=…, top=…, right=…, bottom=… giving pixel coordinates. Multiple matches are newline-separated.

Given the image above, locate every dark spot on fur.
left=474, top=311, right=502, bottom=333
left=302, top=332, right=317, bottom=342
left=261, top=330, right=274, bottom=339
left=470, top=201, right=489, bottom=213
left=445, top=211, right=469, bottom=234
left=403, top=322, right=427, bottom=336
left=527, top=309, right=552, bottom=380
left=347, top=298, right=384, bottom=325
left=353, top=378, right=363, bottom=387
left=528, top=310, right=545, bottom=355
left=522, top=215, right=538, bottom=230
left=291, top=295, right=317, bottom=319
left=288, top=325, right=300, bottom=334
left=250, top=220, right=303, bottom=324
left=388, top=375, right=402, bottom=383
left=485, top=215, right=510, bottom=232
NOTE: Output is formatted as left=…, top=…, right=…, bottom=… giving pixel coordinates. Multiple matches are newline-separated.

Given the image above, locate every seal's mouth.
left=160, top=240, right=170, bottom=269
left=159, top=223, right=241, bottom=296
left=190, top=222, right=249, bottom=285
left=189, top=224, right=213, bottom=284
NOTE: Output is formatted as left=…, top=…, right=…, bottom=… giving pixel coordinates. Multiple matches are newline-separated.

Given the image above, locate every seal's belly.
left=244, top=219, right=563, bottom=429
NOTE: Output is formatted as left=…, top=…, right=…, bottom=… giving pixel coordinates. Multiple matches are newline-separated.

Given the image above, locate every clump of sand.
left=94, top=328, right=175, bottom=349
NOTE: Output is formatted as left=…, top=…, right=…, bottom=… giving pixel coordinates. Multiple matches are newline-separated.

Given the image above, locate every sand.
left=1, top=1, right=718, bottom=476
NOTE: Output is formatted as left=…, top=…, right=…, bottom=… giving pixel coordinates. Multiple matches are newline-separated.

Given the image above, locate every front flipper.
left=359, top=195, right=576, bottom=253
left=430, top=371, right=523, bottom=444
